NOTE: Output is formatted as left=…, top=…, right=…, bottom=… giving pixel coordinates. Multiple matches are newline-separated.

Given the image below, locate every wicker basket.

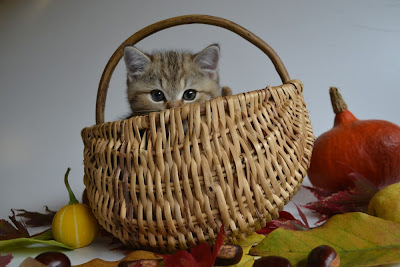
left=81, top=15, right=314, bottom=252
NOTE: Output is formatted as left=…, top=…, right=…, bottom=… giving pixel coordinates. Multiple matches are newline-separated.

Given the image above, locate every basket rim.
left=83, top=79, right=303, bottom=132
left=95, top=14, right=292, bottom=125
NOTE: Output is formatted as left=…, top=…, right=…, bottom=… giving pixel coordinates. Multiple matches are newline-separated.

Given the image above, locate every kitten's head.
left=123, top=44, right=221, bottom=116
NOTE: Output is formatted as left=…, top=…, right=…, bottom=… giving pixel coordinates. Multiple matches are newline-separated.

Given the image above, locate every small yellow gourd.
left=52, top=168, right=98, bottom=248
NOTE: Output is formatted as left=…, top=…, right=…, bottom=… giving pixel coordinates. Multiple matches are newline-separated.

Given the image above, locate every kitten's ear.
left=194, top=44, right=220, bottom=80
left=124, top=46, right=151, bottom=81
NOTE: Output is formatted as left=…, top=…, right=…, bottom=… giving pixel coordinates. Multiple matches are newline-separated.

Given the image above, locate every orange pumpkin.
left=308, top=87, right=400, bottom=191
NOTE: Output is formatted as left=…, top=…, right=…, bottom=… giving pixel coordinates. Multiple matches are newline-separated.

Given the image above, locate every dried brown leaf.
left=16, top=206, right=56, bottom=227
left=0, top=210, right=29, bottom=240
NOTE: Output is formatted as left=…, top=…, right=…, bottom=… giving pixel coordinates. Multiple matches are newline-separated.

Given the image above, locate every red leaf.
left=303, top=172, right=380, bottom=223
left=15, top=206, right=56, bottom=227
left=303, top=185, right=335, bottom=200
left=0, top=254, right=13, bottom=267
left=277, top=211, right=296, bottom=221
left=211, top=224, right=225, bottom=261
left=257, top=210, right=310, bottom=236
left=256, top=225, right=275, bottom=235
left=164, top=250, right=199, bottom=267
left=294, top=203, right=310, bottom=229
left=163, top=225, right=225, bottom=267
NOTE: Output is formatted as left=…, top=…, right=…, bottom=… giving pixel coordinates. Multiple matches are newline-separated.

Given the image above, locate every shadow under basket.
left=81, top=15, right=314, bottom=252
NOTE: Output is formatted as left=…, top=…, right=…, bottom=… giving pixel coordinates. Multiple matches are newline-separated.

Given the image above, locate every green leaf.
left=234, top=233, right=265, bottom=254
left=0, top=237, right=73, bottom=251
left=30, top=228, right=53, bottom=240
left=228, top=255, right=256, bottom=267
left=0, top=229, right=72, bottom=251
left=250, top=212, right=400, bottom=267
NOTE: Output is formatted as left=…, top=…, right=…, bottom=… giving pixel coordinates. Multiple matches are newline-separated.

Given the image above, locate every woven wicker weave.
left=81, top=15, right=314, bottom=252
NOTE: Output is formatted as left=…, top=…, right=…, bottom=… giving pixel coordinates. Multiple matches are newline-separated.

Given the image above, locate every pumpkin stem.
left=329, top=87, right=348, bottom=114
left=64, top=168, right=79, bottom=205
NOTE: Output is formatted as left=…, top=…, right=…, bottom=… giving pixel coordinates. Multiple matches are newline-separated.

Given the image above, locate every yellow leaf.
left=250, top=212, right=400, bottom=267
left=230, top=255, right=255, bottom=267
left=74, top=250, right=162, bottom=267
left=233, top=233, right=265, bottom=254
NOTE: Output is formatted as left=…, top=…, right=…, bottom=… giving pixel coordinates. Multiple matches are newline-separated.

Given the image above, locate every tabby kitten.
left=123, top=44, right=223, bottom=117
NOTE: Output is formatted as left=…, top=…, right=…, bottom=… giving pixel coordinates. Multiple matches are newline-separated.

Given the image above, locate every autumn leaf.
left=234, top=208, right=308, bottom=266
left=233, top=233, right=265, bottom=254
left=0, top=236, right=72, bottom=251
left=74, top=250, right=162, bottom=267
left=219, top=233, right=265, bottom=267
left=0, top=210, right=30, bottom=240
left=303, top=172, right=379, bottom=223
left=0, top=210, right=73, bottom=251
left=15, top=206, right=56, bottom=227
left=257, top=206, right=310, bottom=236
left=0, top=228, right=72, bottom=251
left=163, top=225, right=225, bottom=267
left=0, top=253, right=13, bottom=266
left=250, top=212, right=400, bottom=267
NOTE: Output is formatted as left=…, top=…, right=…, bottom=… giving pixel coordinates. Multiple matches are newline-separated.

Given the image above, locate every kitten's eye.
left=150, top=90, right=165, bottom=102
left=183, top=89, right=197, bottom=101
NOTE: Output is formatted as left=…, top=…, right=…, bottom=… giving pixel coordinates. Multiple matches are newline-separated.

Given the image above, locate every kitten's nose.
left=166, top=101, right=183, bottom=109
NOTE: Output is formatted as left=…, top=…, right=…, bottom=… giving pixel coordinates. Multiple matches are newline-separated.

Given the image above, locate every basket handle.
left=96, top=14, right=291, bottom=124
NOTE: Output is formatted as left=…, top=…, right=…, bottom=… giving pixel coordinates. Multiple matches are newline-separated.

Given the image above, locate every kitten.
left=123, top=44, right=230, bottom=118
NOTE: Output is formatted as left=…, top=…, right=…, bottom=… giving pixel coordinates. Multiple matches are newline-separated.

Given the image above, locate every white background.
left=1, top=0, right=400, bottom=266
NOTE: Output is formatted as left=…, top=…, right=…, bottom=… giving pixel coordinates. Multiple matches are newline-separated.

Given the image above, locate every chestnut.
left=35, top=251, right=71, bottom=267
left=253, top=256, right=292, bottom=267
left=215, top=244, right=243, bottom=266
left=307, top=245, right=340, bottom=267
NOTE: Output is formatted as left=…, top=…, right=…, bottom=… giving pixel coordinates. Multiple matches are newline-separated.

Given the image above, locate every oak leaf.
left=230, top=208, right=308, bottom=267
left=250, top=212, right=400, bottom=266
